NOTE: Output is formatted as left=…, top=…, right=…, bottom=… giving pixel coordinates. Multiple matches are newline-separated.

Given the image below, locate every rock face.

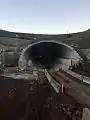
left=81, top=49, right=90, bottom=60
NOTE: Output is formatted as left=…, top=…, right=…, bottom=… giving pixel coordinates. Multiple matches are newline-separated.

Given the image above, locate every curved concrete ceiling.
left=18, top=40, right=82, bottom=70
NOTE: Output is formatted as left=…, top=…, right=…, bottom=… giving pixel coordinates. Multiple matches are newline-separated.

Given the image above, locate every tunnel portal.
left=18, top=40, right=81, bottom=70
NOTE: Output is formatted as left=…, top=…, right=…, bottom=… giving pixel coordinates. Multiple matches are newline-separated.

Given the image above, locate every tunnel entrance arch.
left=18, top=40, right=82, bottom=70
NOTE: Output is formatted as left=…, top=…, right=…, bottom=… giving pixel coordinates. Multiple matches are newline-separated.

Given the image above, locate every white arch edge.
left=19, top=40, right=81, bottom=60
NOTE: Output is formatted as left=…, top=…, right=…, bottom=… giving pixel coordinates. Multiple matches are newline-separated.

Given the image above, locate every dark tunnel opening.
left=27, top=42, right=66, bottom=68
left=19, top=41, right=81, bottom=70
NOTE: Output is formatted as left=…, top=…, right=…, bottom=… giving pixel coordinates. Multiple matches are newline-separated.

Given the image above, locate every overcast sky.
left=0, top=0, right=90, bottom=34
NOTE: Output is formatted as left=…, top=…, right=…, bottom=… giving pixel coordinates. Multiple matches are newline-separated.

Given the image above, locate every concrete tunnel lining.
left=18, top=40, right=82, bottom=70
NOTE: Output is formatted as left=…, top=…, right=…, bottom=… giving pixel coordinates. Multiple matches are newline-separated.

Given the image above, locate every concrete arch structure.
left=18, top=40, right=82, bottom=70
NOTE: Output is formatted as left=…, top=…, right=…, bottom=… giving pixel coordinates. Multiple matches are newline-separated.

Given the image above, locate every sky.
left=0, top=0, right=90, bottom=34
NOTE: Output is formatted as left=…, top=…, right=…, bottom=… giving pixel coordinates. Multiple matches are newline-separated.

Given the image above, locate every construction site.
left=0, top=39, right=90, bottom=120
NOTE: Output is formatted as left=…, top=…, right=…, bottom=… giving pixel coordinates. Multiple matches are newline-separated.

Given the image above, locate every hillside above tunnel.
left=0, top=29, right=90, bottom=49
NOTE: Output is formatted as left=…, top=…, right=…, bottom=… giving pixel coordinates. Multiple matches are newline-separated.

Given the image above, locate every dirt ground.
left=41, top=93, right=83, bottom=120
left=73, top=62, right=90, bottom=77
left=0, top=70, right=83, bottom=120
